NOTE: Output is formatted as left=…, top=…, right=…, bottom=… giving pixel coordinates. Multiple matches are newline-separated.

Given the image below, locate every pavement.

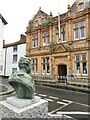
left=0, top=78, right=90, bottom=96
left=0, top=78, right=14, bottom=96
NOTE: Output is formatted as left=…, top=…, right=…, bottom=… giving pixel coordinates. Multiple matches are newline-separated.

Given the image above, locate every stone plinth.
left=0, top=96, right=48, bottom=118
left=6, top=96, right=40, bottom=108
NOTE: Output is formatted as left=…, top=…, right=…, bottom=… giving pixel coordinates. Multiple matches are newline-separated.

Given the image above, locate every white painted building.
left=0, top=14, right=7, bottom=76
left=3, top=34, right=26, bottom=76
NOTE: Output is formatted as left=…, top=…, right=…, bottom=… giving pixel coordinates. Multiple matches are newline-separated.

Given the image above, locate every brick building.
left=26, top=0, right=90, bottom=85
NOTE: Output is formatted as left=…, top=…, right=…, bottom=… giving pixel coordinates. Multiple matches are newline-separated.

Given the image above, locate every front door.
left=58, top=65, right=67, bottom=82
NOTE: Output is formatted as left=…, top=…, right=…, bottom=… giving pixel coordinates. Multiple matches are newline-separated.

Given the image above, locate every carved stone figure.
left=9, top=57, right=35, bottom=99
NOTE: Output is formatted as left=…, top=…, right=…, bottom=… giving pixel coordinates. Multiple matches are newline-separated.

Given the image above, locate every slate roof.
left=3, top=34, right=26, bottom=48
left=0, top=14, right=8, bottom=25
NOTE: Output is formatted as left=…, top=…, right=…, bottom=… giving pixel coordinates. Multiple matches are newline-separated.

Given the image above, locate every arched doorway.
left=58, top=65, right=67, bottom=83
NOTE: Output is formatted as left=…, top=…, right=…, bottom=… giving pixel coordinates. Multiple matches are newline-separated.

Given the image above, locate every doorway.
left=58, top=65, right=67, bottom=82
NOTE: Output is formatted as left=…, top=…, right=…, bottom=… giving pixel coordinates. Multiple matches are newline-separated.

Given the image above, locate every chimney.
left=20, top=34, right=26, bottom=40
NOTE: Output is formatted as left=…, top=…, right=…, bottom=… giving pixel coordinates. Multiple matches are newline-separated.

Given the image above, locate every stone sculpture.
left=9, top=57, right=35, bottom=99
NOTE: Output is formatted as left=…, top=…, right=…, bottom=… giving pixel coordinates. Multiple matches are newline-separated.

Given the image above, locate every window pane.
left=47, top=63, right=50, bottom=73
left=82, top=62, right=87, bottom=74
left=31, top=59, right=34, bottom=73
left=35, top=38, right=38, bottom=47
left=74, top=29, right=78, bottom=39
left=13, top=54, right=17, bottom=62
left=76, top=54, right=80, bottom=61
left=42, top=58, right=45, bottom=73
left=80, top=28, right=85, bottom=38
left=82, top=54, right=86, bottom=61
left=46, top=57, right=50, bottom=73
left=79, top=3, right=84, bottom=11
left=74, top=23, right=78, bottom=29
left=80, top=21, right=84, bottom=27
left=47, top=36, right=50, bottom=44
left=76, top=62, right=80, bottom=74
left=13, top=45, right=18, bottom=52
left=62, top=27, right=66, bottom=41
left=35, top=58, right=38, bottom=73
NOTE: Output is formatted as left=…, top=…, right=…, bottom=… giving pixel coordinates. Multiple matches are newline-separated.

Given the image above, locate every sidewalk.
left=34, top=79, right=90, bottom=93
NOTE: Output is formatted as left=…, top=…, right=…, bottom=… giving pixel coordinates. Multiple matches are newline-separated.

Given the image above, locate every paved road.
left=35, top=85, right=90, bottom=120
left=0, top=84, right=90, bottom=119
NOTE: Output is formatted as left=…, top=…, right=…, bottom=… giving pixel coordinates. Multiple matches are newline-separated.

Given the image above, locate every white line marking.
left=57, top=101, right=67, bottom=105
left=38, top=94, right=47, bottom=97
left=63, top=99, right=89, bottom=107
left=62, top=99, right=73, bottom=103
left=34, top=93, right=37, bottom=95
left=57, top=111, right=90, bottom=115
left=48, top=113, right=77, bottom=120
left=73, top=101, right=90, bottom=107
left=49, top=102, right=72, bottom=114
left=44, top=98, right=53, bottom=102
left=49, top=96, right=58, bottom=100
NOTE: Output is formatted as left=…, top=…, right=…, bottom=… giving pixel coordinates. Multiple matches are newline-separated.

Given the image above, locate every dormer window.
left=79, top=3, right=84, bottom=11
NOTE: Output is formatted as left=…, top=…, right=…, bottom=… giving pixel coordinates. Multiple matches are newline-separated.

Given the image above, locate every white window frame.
left=80, top=21, right=85, bottom=39
left=32, top=34, right=38, bottom=48
left=42, top=57, right=50, bottom=75
left=82, top=54, right=88, bottom=76
left=75, top=54, right=81, bottom=75
left=42, top=58, right=45, bottom=74
left=79, top=3, right=84, bottom=11
left=31, top=58, right=38, bottom=74
left=74, top=23, right=79, bottom=40
left=74, top=21, right=86, bottom=40
left=35, top=58, right=38, bottom=74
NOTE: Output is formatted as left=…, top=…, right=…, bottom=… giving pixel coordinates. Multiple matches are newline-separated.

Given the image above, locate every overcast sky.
left=0, top=0, right=75, bottom=44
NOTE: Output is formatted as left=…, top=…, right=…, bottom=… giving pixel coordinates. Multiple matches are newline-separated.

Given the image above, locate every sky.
left=0, top=0, right=75, bottom=44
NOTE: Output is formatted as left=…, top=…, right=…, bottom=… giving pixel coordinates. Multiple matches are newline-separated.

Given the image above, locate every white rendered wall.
left=5, top=43, right=26, bottom=76
left=0, top=19, right=4, bottom=75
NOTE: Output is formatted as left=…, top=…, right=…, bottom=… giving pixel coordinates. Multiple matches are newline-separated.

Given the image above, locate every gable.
left=33, top=7, right=49, bottom=21
left=55, top=44, right=67, bottom=53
